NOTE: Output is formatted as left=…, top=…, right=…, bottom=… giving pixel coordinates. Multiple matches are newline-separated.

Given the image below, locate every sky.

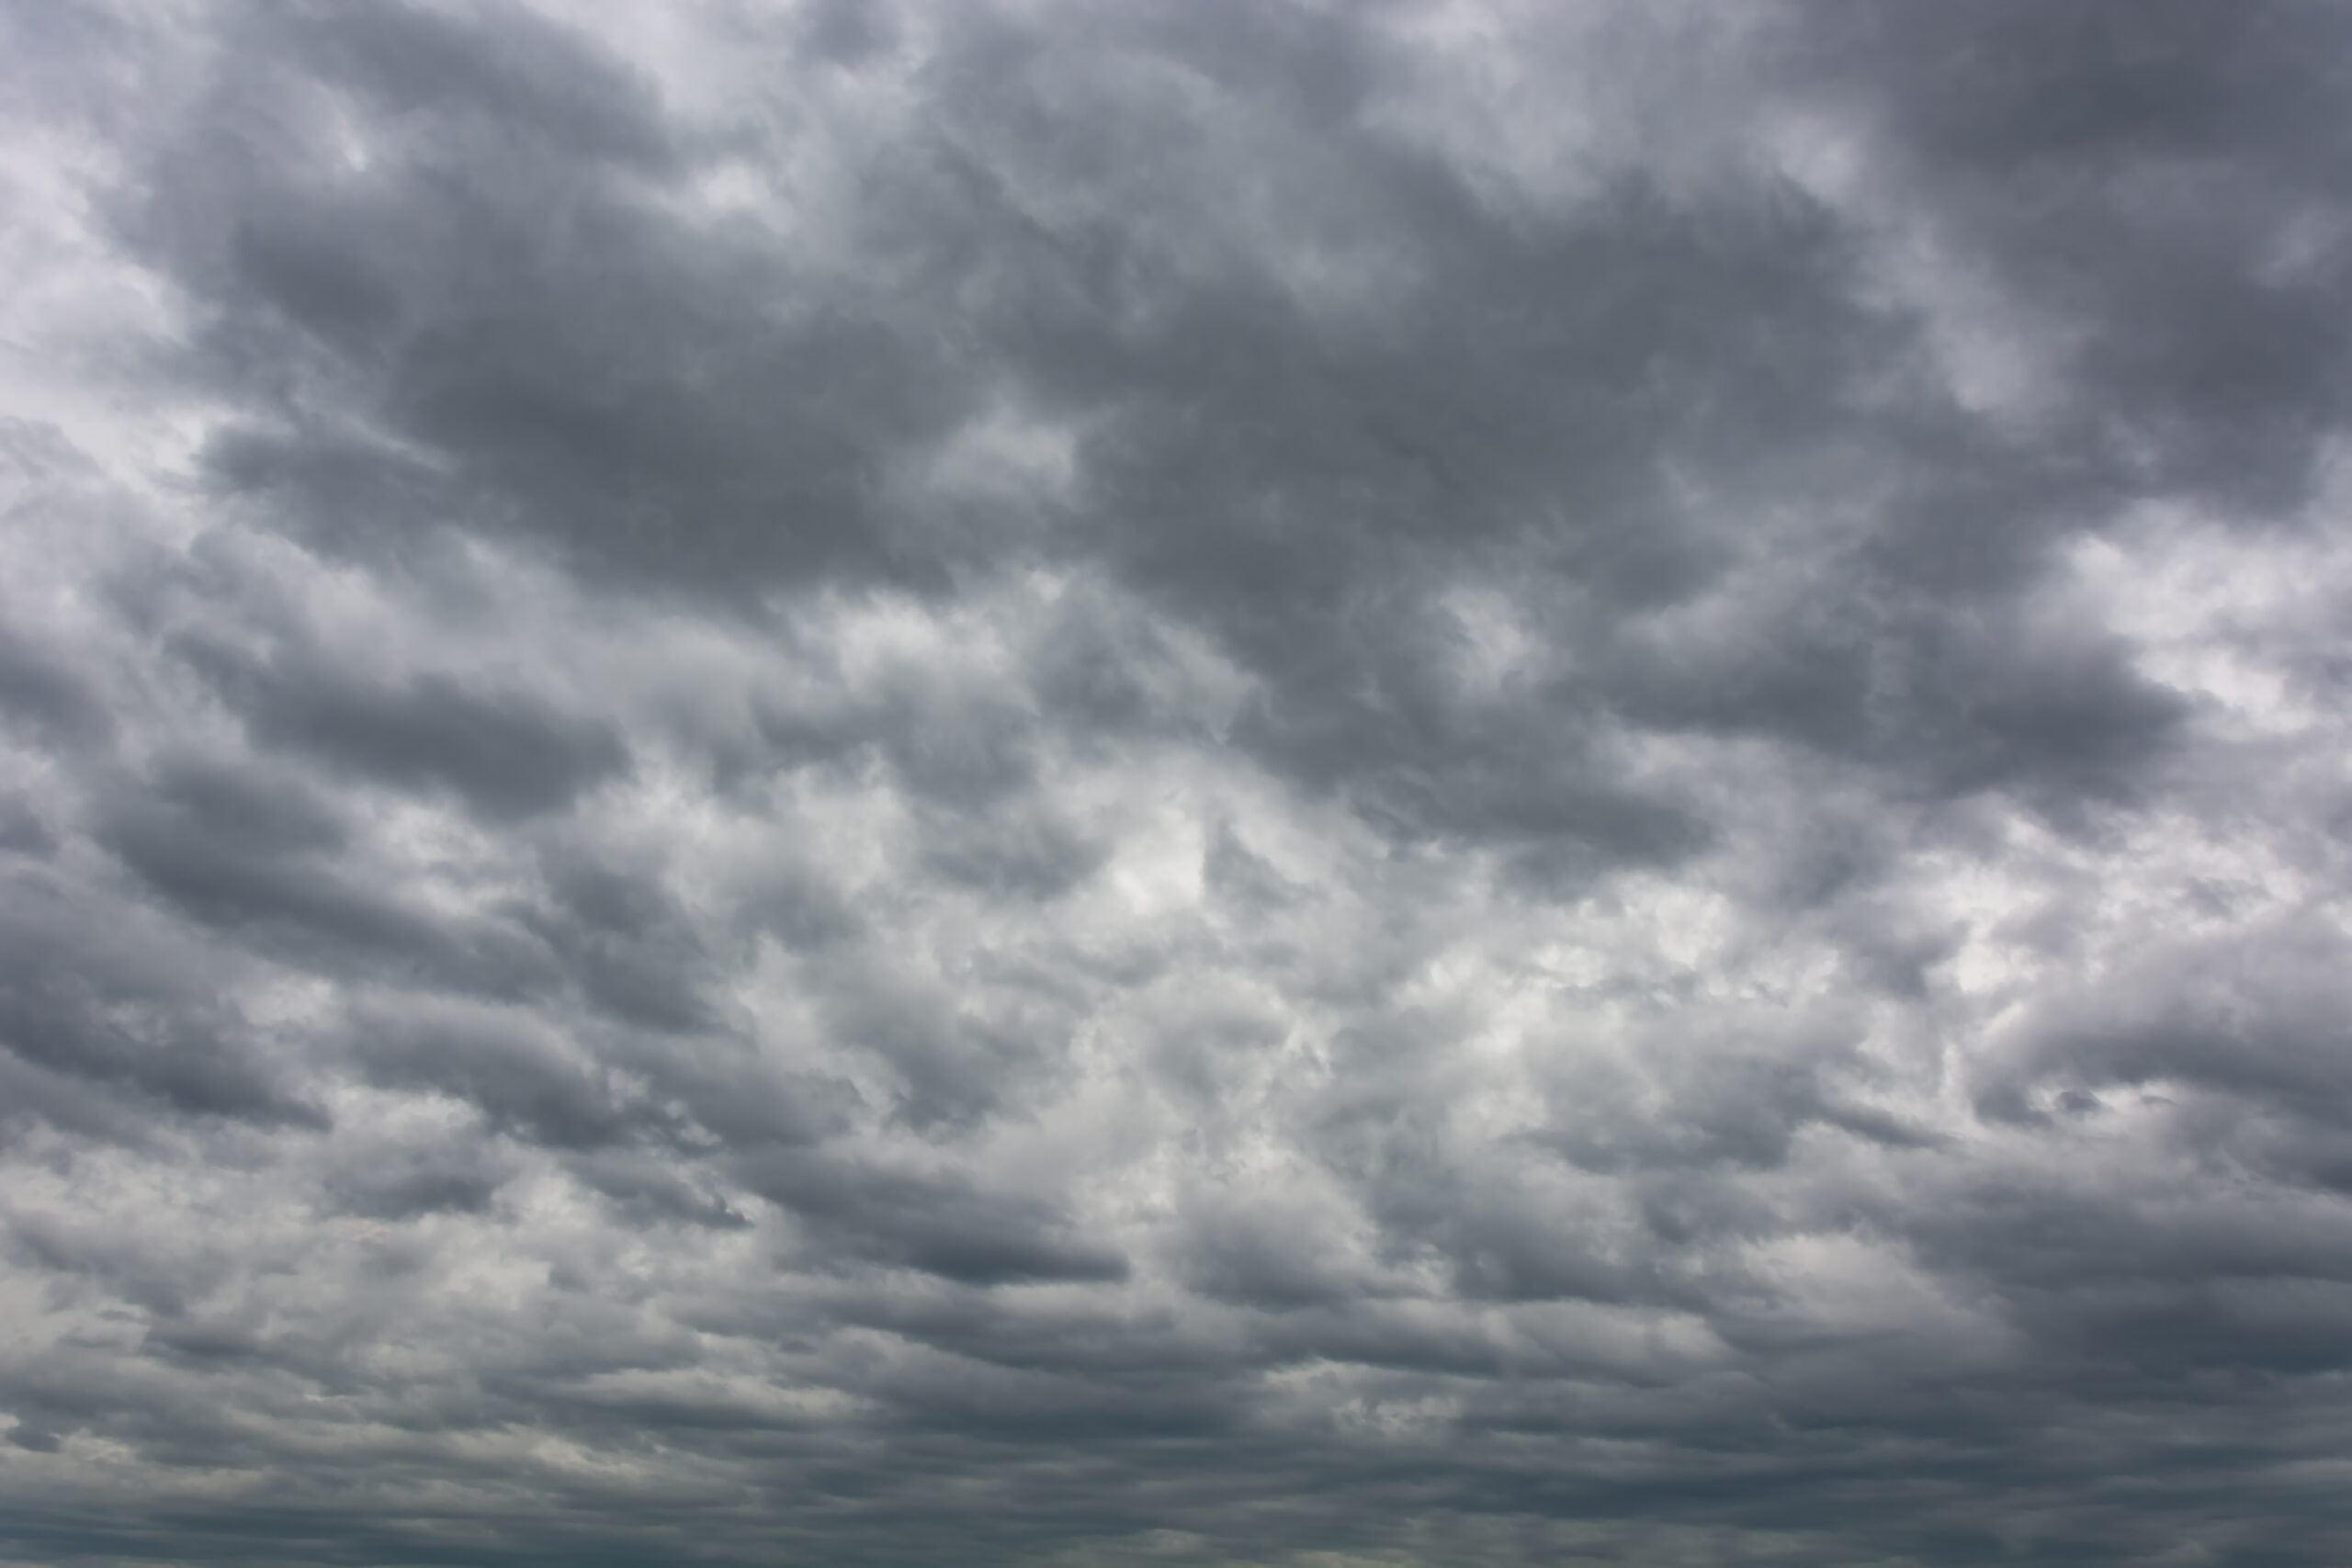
left=3, top=2, right=2351, bottom=1564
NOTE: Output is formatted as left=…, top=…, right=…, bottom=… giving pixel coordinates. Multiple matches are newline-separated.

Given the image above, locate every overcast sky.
left=4, top=2, right=2352, bottom=1564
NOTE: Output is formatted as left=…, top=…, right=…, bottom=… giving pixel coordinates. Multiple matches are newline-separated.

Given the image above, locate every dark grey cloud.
left=243, top=665, right=628, bottom=820
left=3, top=0, right=2352, bottom=1564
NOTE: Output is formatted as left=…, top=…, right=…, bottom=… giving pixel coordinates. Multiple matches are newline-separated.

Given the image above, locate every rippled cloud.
left=4, top=2, right=2351, bottom=1564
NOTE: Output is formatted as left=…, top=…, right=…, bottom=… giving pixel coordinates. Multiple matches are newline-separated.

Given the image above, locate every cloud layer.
left=5, top=2, right=2352, bottom=1563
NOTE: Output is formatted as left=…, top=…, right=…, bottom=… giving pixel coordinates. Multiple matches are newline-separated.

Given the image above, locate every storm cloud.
left=4, top=1, right=2352, bottom=1563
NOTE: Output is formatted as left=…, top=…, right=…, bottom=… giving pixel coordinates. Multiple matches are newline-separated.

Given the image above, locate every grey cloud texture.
left=4, top=0, right=2352, bottom=1563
